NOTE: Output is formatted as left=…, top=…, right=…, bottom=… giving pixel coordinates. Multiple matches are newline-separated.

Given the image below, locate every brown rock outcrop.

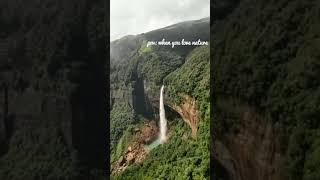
left=111, top=120, right=159, bottom=175
left=170, top=95, right=199, bottom=137
left=214, top=106, right=285, bottom=180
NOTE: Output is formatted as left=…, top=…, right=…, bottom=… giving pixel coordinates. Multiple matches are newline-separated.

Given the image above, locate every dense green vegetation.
left=213, top=0, right=320, bottom=179
left=110, top=19, right=209, bottom=161
left=110, top=42, right=186, bottom=151
left=110, top=103, right=135, bottom=150
left=116, top=119, right=209, bottom=180
left=0, top=0, right=107, bottom=179
left=112, top=46, right=210, bottom=179
left=165, top=46, right=210, bottom=155
left=165, top=47, right=210, bottom=106
left=137, top=50, right=183, bottom=85
left=303, top=132, right=320, bottom=180
left=0, top=127, right=75, bottom=179
left=111, top=125, right=135, bottom=164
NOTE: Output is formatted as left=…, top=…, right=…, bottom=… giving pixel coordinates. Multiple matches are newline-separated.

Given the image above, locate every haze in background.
left=111, top=0, right=210, bottom=41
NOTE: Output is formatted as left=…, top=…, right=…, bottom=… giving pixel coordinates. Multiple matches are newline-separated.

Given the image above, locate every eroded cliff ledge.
left=167, top=95, right=199, bottom=138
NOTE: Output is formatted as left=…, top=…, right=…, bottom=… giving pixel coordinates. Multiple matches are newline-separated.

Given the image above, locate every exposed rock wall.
left=111, top=121, right=159, bottom=175
left=0, top=0, right=107, bottom=177
left=214, top=105, right=285, bottom=180
left=169, top=95, right=199, bottom=137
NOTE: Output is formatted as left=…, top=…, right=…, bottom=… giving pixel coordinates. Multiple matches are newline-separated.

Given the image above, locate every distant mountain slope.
left=110, top=17, right=210, bottom=62
left=110, top=17, right=210, bottom=121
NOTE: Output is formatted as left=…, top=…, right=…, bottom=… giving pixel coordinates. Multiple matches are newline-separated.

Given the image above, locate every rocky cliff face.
left=110, top=18, right=210, bottom=120
left=170, top=95, right=199, bottom=138
left=212, top=0, right=320, bottom=179
left=111, top=121, right=159, bottom=175
left=214, top=104, right=285, bottom=180
left=0, top=0, right=107, bottom=178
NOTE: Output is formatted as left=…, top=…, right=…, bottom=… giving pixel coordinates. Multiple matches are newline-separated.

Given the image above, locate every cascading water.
left=144, top=85, right=167, bottom=151
left=159, top=85, right=167, bottom=143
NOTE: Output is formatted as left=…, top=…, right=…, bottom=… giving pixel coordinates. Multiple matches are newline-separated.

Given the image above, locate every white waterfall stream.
left=159, top=85, right=167, bottom=143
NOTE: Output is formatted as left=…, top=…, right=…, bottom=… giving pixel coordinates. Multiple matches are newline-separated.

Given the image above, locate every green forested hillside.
left=0, top=0, right=107, bottom=179
left=110, top=18, right=210, bottom=179
left=110, top=18, right=209, bottom=147
left=213, top=0, right=320, bottom=179
left=114, top=46, right=210, bottom=180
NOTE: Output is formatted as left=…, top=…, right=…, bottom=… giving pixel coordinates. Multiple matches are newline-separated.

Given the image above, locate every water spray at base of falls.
left=144, top=85, right=167, bottom=151
left=159, top=85, right=167, bottom=144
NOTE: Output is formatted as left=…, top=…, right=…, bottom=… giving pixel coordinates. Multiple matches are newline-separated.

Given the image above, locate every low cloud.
left=111, top=0, right=209, bottom=41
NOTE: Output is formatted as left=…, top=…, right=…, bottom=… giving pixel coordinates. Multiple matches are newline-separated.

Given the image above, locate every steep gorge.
left=110, top=18, right=209, bottom=144
left=110, top=19, right=210, bottom=177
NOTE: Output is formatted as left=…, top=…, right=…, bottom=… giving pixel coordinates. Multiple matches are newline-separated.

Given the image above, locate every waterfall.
left=159, top=85, right=167, bottom=143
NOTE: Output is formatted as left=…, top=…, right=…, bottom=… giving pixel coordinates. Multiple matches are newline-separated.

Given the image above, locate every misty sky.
left=111, top=0, right=210, bottom=41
